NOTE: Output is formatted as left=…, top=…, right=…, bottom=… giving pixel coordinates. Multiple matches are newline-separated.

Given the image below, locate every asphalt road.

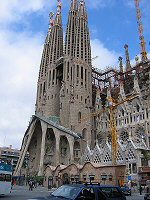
left=0, top=186, right=145, bottom=200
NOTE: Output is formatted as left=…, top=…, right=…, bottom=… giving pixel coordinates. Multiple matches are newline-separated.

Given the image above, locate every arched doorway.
left=62, top=173, right=70, bottom=184
left=28, top=120, right=42, bottom=176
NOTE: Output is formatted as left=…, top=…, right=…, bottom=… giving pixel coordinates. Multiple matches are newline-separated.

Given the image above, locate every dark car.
left=28, top=184, right=126, bottom=200
left=144, top=193, right=150, bottom=200
left=120, top=186, right=131, bottom=196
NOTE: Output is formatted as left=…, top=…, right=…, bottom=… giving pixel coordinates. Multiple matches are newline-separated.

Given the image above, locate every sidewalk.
left=12, top=185, right=56, bottom=193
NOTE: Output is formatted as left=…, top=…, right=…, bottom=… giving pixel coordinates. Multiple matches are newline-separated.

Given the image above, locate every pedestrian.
left=147, top=186, right=149, bottom=193
left=139, top=185, right=142, bottom=195
left=29, top=180, right=33, bottom=191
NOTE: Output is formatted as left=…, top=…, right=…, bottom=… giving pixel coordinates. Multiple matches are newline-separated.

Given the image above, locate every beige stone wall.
left=43, top=162, right=126, bottom=187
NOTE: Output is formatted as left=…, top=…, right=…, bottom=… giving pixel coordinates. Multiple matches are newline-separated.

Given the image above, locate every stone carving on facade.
left=70, top=85, right=75, bottom=103
left=60, top=81, right=65, bottom=97
left=42, top=92, right=47, bottom=105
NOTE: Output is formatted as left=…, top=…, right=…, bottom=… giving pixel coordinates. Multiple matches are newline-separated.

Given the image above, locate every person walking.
left=139, top=185, right=142, bottom=195
left=29, top=179, right=33, bottom=191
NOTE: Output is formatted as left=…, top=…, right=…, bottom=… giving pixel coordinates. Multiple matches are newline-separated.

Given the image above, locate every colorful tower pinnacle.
left=124, top=44, right=132, bottom=72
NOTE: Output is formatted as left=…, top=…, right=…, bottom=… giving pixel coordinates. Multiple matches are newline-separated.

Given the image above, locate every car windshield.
left=100, top=187, right=123, bottom=198
left=51, top=185, right=81, bottom=199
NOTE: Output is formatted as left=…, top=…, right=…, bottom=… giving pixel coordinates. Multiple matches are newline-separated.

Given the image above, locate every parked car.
left=28, top=183, right=126, bottom=200
left=144, top=193, right=150, bottom=200
left=120, top=186, right=131, bottom=196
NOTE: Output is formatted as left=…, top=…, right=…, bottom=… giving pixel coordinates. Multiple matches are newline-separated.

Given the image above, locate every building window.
left=77, top=65, right=79, bottom=77
left=132, top=163, right=137, bottom=174
left=78, top=112, right=81, bottom=123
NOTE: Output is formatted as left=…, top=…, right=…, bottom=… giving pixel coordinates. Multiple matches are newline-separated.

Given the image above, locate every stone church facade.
left=14, top=0, right=150, bottom=186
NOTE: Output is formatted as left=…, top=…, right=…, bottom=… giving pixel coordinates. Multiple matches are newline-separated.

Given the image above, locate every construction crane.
left=134, top=0, right=148, bottom=61
left=107, top=93, right=139, bottom=165
left=81, top=90, right=139, bottom=166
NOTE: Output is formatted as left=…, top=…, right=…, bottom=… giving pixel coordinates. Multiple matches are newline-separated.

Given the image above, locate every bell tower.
left=60, top=0, right=92, bottom=143
left=36, top=1, right=63, bottom=118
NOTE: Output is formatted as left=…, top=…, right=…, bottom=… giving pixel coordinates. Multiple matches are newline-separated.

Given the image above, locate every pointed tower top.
left=54, top=0, right=62, bottom=26
left=49, top=12, right=54, bottom=28
left=79, top=0, right=88, bottom=19
left=70, top=0, right=78, bottom=11
left=118, top=56, right=124, bottom=73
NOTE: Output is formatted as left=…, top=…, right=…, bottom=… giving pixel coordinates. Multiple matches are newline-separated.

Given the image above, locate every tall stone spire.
left=74, top=0, right=91, bottom=64
left=36, top=0, right=63, bottom=117
left=78, top=0, right=87, bottom=17
left=124, top=44, right=132, bottom=72
left=60, top=0, right=93, bottom=147
left=64, top=0, right=78, bottom=57
left=38, top=12, right=54, bottom=81
left=49, top=0, right=63, bottom=64
left=71, top=0, right=78, bottom=11
left=119, top=56, right=123, bottom=73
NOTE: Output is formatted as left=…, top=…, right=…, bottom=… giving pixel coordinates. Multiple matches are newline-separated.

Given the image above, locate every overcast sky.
left=0, top=0, right=149, bottom=149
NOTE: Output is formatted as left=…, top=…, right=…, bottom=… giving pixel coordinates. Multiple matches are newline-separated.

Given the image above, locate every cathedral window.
left=40, top=84, right=42, bottom=95
left=77, top=65, right=79, bottom=77
left=122, top=109, right=124, bottom=116
left=78, top=112, right=81, bottom=123
left=132, top=163, right=137, bottom=173
left=71, top=67, right=72, bottom=80
left=52, top=70, right=55, bottom=85
left=143, top=114, right=145, bottom=120
left=49, top=70, right=51, bottom=86
left=85, top=69, right=87, bottom=83
left=67, top=62, right=69, bottom=79
left=136, top=103, right=140, bottom=112
left=130, top=113, right=132, bottom=123
left=146, top=108, right=149, bottom=119
left=43, top=82, right=46, bottom=95
left=85, top=99, right=87, bottom=104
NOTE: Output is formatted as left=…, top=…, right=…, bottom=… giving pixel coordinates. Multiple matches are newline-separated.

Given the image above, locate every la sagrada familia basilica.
left=15, top=0, right=150, bottom=186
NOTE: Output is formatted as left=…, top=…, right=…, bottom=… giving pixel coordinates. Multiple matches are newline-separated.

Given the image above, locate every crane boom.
left=109, top=93, right=139, bottom=165
left=134, top=0, right=148, bottom=61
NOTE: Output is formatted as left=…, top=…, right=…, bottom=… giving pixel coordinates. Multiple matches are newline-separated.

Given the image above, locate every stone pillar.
left=56, top=136, right=60, bottom=166
left=68, top=138, right=74, bottom=163
left=38, top=121, right=47, bottom=176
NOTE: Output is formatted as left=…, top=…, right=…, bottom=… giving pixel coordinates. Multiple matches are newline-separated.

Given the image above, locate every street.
left=0, top=186, right=145, bottom=200
left=0, top=186, right=50, bottom=200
